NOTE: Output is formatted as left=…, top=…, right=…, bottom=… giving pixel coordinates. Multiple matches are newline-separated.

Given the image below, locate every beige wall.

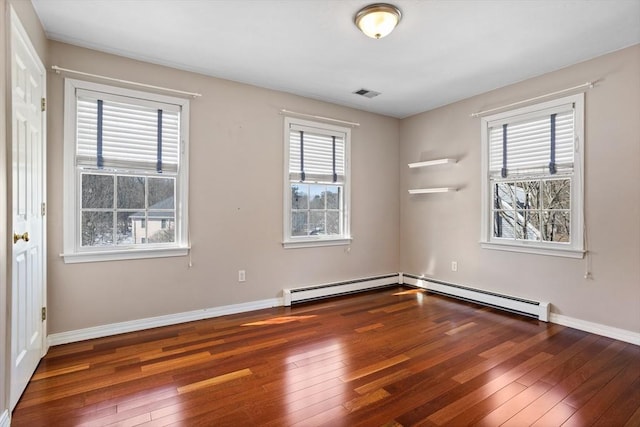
left=3, top=0, right=47, bottom=416
left=400, top=45, right=640, bottom=333
left=46, top=41, right=401, bottom=334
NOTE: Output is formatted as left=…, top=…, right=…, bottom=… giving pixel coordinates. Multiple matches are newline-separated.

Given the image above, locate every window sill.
left=283, top=237, right=352, bottom=249
left=61, top=246, right=190, bottom=264
left=480, top=241, right=584, bottom=259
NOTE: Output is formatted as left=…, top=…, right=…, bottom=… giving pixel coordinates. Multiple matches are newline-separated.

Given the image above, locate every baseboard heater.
left=283, top=274, right=400, bottom=306
left=402, top=273, right=550, bottom=321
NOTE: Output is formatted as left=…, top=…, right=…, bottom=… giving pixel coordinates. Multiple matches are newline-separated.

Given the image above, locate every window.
left=63, top=79, right=189, bottom=263
left=480, top=93, right=584, bottom=258
left=283, top=117, right=351, bottom=248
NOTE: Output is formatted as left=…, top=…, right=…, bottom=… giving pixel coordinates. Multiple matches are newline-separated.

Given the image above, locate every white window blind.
left=76, top=89, right=181, bottom=173
left=489, top=104, right=575, bottom=177
left=288, top=124, right=345, bottom=183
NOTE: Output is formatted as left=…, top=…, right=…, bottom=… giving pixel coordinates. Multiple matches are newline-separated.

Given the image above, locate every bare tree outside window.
left=493, top=179, right=570, bottom=243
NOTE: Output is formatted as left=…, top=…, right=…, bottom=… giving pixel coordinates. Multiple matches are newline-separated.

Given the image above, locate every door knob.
left=13, top=232, right=29, bottom=244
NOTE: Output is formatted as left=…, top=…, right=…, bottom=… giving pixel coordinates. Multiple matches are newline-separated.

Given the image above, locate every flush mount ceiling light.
left=354, top=3, right=402, bottom=39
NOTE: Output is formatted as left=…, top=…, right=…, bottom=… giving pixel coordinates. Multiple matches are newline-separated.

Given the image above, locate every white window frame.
left=480, top=93, right=584, bottom=258
left=62, top=79, right=190, bottom=263
left=283, top=117, right=351, bottom=248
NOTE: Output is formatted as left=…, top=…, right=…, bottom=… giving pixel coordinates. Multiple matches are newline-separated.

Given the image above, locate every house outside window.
left=62, top=79, right=190, bottom=263
left=480, top=93, right=584, bottom=258
left=283, top=117, right=351, bottom=248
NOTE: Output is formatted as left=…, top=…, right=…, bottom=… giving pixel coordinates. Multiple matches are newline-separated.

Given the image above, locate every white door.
left=9, top=8, right=47, bottom=411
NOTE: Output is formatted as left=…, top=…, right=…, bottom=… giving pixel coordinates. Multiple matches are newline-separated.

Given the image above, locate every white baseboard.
left=48, top=297, right=282, bottom=346
left=0, top=409, right=10, bottom=427
left=549, top=313, right=640, bottom=346
left=402, top=273, right=639, bottom=346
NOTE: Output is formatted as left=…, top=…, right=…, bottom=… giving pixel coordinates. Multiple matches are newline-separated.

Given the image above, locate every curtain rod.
left=280, top=109, right=360, bottom=127
left=471, top=81, right=596, bottom=118
left=51, top=65, right=202, bottom=98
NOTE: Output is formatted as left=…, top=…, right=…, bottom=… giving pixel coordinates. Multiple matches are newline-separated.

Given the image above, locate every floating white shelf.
left=408, top=188, right=457, bottom=194
left=408, top=158, right=457, bottom=169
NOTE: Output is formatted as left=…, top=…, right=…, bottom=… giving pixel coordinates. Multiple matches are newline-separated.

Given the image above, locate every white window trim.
left=62, top=79, right=190, bottom=263
left=283, top=238, right=352, bottom=249
left=480, top=93, right=585, bottom=258
left=283, top=117, right=351, bottom=248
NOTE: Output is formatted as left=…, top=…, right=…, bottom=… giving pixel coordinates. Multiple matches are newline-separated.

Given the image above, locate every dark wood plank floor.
left=11, top=287, right=640, bottom=426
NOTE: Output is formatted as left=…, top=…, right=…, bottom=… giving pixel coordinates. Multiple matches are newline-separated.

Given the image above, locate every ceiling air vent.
left=353, top=88, right=381, bottom=99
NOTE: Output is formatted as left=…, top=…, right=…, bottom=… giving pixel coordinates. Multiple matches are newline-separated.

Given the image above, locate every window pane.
left=518, top=210, right=541, bottom=241
left=147, top=212, right=175, bottom=243
left=116, top=211, right=137, bottom=245
left=82, top=174, right=113, bottom=208
left=327, top=211, right=340, bottom=235
left=542, top=211, right=570, bottom=242
left=517, top=181, right=540, bottom=210
left=543, top=179, right=571, bottom=210
left=291, top=211, right=308, bottom=236
left=494, top=182, right=515, bottom=210
left=326, top=186, right=341, bottom=209
left=82, top=211, right=113, bottom=246
left=291, top=184, right=308, bottom=209
left=494, top=210, right=515, bottom=238
left=309, top=185, right=325, bottom=210
left=117, top=176, right=145, bottom=209
left=309, top=211, right=325, bottom=235
left=133, top=217, right=147, bottom=242
left=149, top=177, right=175, bottom=208
left=515, top=211, right=526, bottom=240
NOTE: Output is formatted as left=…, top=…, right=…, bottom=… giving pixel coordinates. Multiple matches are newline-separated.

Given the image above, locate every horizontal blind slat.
left=289, top=129, right=345, bottom=177
left=489, top=109, right=574, bottom=174
left=76, top=94, right=181, bottom=171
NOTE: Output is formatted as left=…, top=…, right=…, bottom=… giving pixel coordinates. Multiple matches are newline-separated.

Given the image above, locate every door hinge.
left=41, top=202, right=46, bottom=216
left=41, top=307, right=47, bottom=321
left=41, top=97, right=46, bottom=112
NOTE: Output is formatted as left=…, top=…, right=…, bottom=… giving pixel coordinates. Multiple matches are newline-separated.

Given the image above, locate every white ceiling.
left=32, top=0, right=640, bottom=118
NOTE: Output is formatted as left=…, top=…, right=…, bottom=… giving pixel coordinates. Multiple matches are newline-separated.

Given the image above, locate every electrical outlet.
left=451, top=261, right=458, bottom=272
left=238, top=270, right=246, bottom=282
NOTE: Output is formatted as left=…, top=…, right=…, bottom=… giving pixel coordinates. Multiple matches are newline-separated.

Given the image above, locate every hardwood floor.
left=11, top=287, right=640, bottom=426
